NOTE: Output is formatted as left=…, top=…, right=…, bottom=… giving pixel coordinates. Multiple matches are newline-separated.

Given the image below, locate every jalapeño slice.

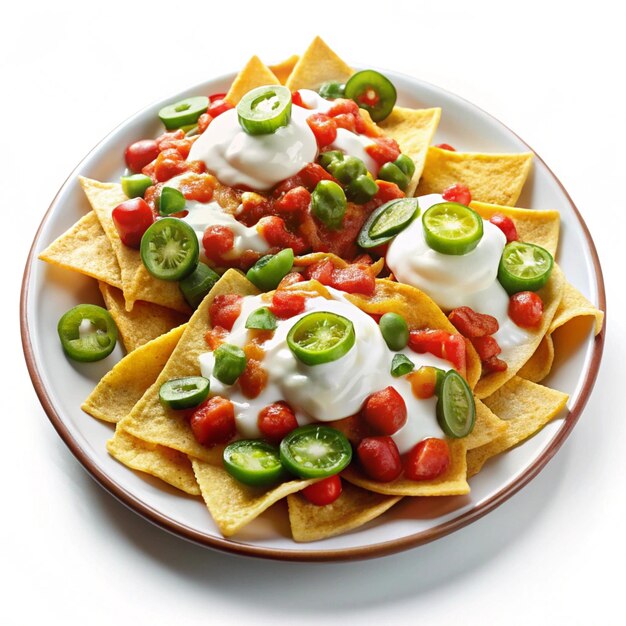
left=237, top=85, right=292, bottom=135
left=436, top=370, right=475, bottom=438
left=344, top=70, right=397, bottom=122
left=423, top=202, right=484, bottom=255
left=246, top=248, right=294, bottom=291
left=159, top=376, right=210, bottom=410
left=498, top=241, right=554, bottom=295
left=179, top=262, right=220, bottom=309
left=57, top=304, right=118, bottom=362
left=358, top=198, right=419, bottom=249
left=158, top=96, right=209, bottom=130
left=158, top=186, right=186, bottom=216
left=279, top=425, right=352, bottom=479
left=287, top=312, right=355, bottom=366
left=140, top=218, right=199, bottom=281
left=223, top=440, right=285, bottom=487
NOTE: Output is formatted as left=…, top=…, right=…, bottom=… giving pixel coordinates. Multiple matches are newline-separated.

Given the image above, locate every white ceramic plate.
left=21, top=69, right=605, bottom=561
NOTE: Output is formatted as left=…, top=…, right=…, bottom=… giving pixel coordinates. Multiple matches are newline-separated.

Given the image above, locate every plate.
left=21, top=69, right=606, bottom=561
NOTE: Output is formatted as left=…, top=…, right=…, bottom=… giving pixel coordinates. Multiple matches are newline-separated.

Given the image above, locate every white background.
left=5, top=1, right=624, bottom=624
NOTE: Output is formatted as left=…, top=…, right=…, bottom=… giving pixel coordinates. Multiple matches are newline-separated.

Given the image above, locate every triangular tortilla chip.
left=517, top=335, right=554, bottom=383
left=285, top=36, right=353, bottom=91
left=549, top=281, right=604, bottom=336
left=467, top=376, right=568, bottom=477
left=268, top=54, right=299, bottom=85
left=98, top=282, right=189, bottom=352
left=79, top=177, right=191, bottom=314
left=379, top=107, right=442, bottom=196
left=191, top=459, right=315, bottom=537
left=416, top=146, right=533, bottom=206
left=225, top=56, right=280, bottom=105
left=463, top=400, right=508, bottom=450
left=107, top=428, right=200, bottom=496
left=82, top=324, right=186, bottom=424
left=288, top=482, right=401, bottom=542
left=39, top=211, right=122, bottom=289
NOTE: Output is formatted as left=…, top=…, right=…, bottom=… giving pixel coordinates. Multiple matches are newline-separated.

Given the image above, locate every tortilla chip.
left=416, top=146, right=533, bottom=206
left=225, top=56, right=281, bottom=105
left=79, top=177, right=191, bottom=314
left=285, top=36, right=353, bottom=91
left=467, top=376, right=568, bottom=477
left=288, top=482, right=401, bottom=542
left=379, top=107, right=442, bottom=196
left=294, top=251, right=385, bottom=277
left=268, top=54, right=299, bottom=85
left=342, top=440, right=468, bottom=496
left=463, top=400, right=508, bottom=450
left=474, top=264, right=566, bottom=399
left=39, top=211, right=122, bottom=289
left=107, top=428, right=200, bottom=496
left=98, top=282, right=189, bottom=352
left=191, top=460, right=315, bottom=537
left=470, top=202, right=561, bottom=256
left=82, top=324, right=186, bottom=424
left=550, top=281, right=604, bottom=336
left=118, top=269, right=257, bottom=463
left=517, top=335, right=555, bottom=383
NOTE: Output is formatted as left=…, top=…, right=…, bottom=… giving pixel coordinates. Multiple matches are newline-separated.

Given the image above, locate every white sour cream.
left=199, top=289, right=447, bottom=453
left=297, top=89, right=334, bottom=113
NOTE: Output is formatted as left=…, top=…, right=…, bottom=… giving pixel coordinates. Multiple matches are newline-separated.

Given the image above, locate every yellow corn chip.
left=379, top=107, right=442, bottom=196
left=294, top=251, right=385, bottom=277
left=225, top=56, right=281, bottom=105
left=550, top=281, right=604, bottom=336
left=517, top=335, right=555, bottom=383
left=463, top=400, right=508, bottom=450
left=470, top=201, right=561, bottom=256
left=191, top=459, right=315, bottom=537
left=82, top=324, right=186, bottom=424
left=474, top=264, right=566, bottom=399
left=107, top=428, right=200, bottom=496
left=285, top=36, right=353, bottom=91
left=288, top=482, right=401, bottom=542
left=342, top=439, right=468, bottom=496
left=268, top=54, right=299, bottom=85
left=39, top=211, right=122, bottom=289
left=467, top=376, right=568, bottom=477
left=80, top=177, right=191, bottom=314
left=98, top=282, right=188, bottom=352
left=416, top=146, right=533, bottom=206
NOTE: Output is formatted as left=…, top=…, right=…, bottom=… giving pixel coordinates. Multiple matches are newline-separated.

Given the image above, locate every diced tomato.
left=197, top=112, right=213, bottom=133
left=448, top=306, right=499, bottom=338
left=237, top=192, right=271, bottom=226
left=353, top=253, right=374, bottom=265
left=408, top=330, right=467, bottom=375
left=405, top=438, right=450, bottom=481
left=274, top=186, right=311, bottom=215
left=471, top=335, right=502, bottom=361
left=489, top=214, right=519, bottom=243
left=190, top=396, right=236, bottom=446
left=307, top=113, right=338, bottom=147
left=362, top=180, right=405, bottom=214
left=332, top=265, right=376, bottom=296
left=509, top=291, right=544, bottom=327
left=111, top=198, right=155, bottom=249
left=257, top=216, right=308, bottom=254
left=442, top=334, right=467, bottom=376
left=362, top=387, right=407, bottom=436
left=435, top=143, right=456, bottom=151
left=327, top=98, right=360, bottom=118
left=178, top=173, right=216, bottom=203
left=258, top=401, right=298, bottom=442
left=482, top=356, right=508, bottom=373
left=207, top=98, right=234, bottom=118
left=238, top=359, right=268, bottom=399
left=202, top=225, right=234, bottom=263
left=269, top=291, right=306, bottom=318
left=155, top=129, right=185, bottom=149
left=302, top=475, right=342, bottom=506
left=291, top=90, right=305, bottom=108
left=442, top=183, right=472, bottom=206
left=205, top=326, right=228, bottom=350
left=273, top=163, right=335, bottom=196
left=124, top=139, right=160, bottom=173
left=305, top=259, right=334, bottom=285
left=209, top=92, right=227, bottom=103
left=243, top=341, right=265, bottom=361
left=407, top=367, right=439, bottom=399
left=357, top=436, right=402, bottom=482
left=365, top=137, right=401, bottom=167
left=209, top=294, right=242, bottom=331
left=332, top=113, right=357, bottom=132
left=154, top=149, right=206, bottom=182
left=277, top=272, right=305, bottom=289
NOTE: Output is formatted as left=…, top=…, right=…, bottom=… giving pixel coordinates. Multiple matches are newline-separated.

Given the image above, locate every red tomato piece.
left=153, top=149, right=187, bottom=182
left=269, top=291, right=306, bottom=318
left=205, top=326, right=228, bottom=350
left=362, top=387, right=407, bottom=436
left=155, top=129, right=185, bottom=149
left=274, top=186, right=311, bottom=215
left=124, top=139, right=160, bottom=173
left=435, top=143, right=456, bottom=151
left=448, top=306, right=499, bottom=337
left=179, top=173, right=216, bottom=203
left=307, top=113, right=338, bottom=147
left=405, top=438, right=450, bottom=481
left=238, top=359, right=268, bottom=399
left=209, top=294, right=242, bottom=331
left=442, top=334, right=467, bottom=376
left=202, top=225, right=234, bottom=262
left=326, top=98, right=360, bottom=118
left=332, top=113, right=357, bottom=132
left=257, top=216, right=308, bottom=254
left=111, top=198, right=155, bottom=249
left=470, top=335, right=502, bottom=361
left=489, top=214, right=519, bottom=243
left=258, top=401, right=299, bottom=442
left=357, top=436, right=402, bottom=482
left=408, top=330, right=467, bottom=375
left=365, top=136, right=401, bottom=166
left=330, top=265, right=376, bottom=296
left=407, top=367, right=439, bottom=399
left=190, top=397, right=236, bottom=446
left=442, top=183, right=472, bottom=206
left=207, top=98, right=234, bottom=118
left=304, top=259, right=334, bottom=285
left=277, top=272, right=305, bottom=289
left=197, top=112, right=213, bottom=133
left=209, top=92, right=227, bottom=103
left=482, top=356, right=508, bottom=373
left=509, top=291, right=544, bottom=327
left=291, top=90, right=305, bottom=108
left=302, top=475, right=342, bottom=506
